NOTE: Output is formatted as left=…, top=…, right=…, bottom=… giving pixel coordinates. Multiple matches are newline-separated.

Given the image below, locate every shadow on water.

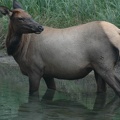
left=0, top=63, right=120, bottom=120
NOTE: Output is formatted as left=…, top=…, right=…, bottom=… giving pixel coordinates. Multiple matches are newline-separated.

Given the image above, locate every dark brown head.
left=0, top=0, right=44, bottom=35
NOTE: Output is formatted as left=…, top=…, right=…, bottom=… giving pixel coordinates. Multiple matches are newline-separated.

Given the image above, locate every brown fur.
left=12, top=9, right=31, bottom=18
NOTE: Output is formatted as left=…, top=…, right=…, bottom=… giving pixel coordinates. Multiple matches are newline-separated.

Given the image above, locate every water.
left=0, top=63, right=120, bottom=120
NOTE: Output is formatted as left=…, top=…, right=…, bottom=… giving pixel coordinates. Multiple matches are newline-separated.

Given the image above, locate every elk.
left=0, top=0, right=120, bottom=96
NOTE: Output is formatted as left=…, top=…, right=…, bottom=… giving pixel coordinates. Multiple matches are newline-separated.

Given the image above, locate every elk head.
left=0, top=0, right=44, bottom=35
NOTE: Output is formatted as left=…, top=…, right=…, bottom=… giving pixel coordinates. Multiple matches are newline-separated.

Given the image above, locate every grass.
left=0, top=0, right=120, bottom=48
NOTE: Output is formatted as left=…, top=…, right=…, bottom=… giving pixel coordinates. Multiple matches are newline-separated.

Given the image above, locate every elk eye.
left=18, top=18, right=25, bottom=21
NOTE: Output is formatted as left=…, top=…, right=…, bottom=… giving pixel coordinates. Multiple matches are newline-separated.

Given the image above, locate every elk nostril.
left=38, top=26, right=44, bottom=31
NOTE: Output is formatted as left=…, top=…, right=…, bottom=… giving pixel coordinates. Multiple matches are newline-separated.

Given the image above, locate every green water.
left=0, top=63, right=120, bottom=120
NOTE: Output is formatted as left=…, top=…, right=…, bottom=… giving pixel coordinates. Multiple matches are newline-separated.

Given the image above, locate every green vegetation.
left=0, top=0, right=120, bottom=48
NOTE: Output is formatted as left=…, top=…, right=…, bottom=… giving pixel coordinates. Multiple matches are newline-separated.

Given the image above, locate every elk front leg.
left=29, top=73, right=41, bottom=96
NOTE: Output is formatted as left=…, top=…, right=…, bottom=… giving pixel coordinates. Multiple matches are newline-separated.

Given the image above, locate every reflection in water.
left=11, top=90, right=120, bottom=120
left=0, top=63, right=120, bottom=120
left=0, top=64, right=28, bottom=120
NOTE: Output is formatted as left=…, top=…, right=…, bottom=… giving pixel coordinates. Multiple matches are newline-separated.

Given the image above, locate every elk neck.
left=6, top=22, right=30, bottom=57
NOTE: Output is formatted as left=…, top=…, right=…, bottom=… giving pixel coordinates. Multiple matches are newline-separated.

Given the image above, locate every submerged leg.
left=94, top=71, right=106, bottom=93
left=43, top=76, right=56, bottom=90
left=94, top=64, right=120, bottom=97
left=93, top=93, right=106, bottom=110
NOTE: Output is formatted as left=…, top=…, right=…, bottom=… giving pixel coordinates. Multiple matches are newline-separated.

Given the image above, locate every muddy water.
left=0, top=63, right=120, bottom=120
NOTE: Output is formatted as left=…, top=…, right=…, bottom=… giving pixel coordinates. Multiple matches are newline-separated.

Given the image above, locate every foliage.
left=0, top=0, right=120, bottom=48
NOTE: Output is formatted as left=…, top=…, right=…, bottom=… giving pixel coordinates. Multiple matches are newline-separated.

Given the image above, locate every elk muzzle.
left=29, top=19, right=44, bottom=34
left=35, top=25, right=44, bottom=34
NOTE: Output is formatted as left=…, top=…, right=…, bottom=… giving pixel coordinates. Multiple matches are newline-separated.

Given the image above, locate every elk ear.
left=13, top=0, right=23, bottom=9
left=0, top=6, right=12, bottom=17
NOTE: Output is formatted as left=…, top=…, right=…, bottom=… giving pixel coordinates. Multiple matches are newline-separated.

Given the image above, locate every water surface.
left=0, top=63, right=120, bottom=120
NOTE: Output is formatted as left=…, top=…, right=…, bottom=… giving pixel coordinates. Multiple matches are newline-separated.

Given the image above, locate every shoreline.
left=0, top=50, right=17, bottom=65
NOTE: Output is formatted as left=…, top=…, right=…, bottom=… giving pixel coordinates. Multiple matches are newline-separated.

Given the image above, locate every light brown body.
left=1, top=0, right=120, bottom=96
left=14, top=21, right=120, bottom=95
left=15, top=21, right=118, bottom=79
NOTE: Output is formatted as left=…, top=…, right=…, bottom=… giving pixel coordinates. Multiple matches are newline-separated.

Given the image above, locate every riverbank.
left=0, top=50, right=17, bottom=65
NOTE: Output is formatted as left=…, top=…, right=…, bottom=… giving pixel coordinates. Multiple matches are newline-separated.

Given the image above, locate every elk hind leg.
left=94, top=71, right=106, bottom=93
